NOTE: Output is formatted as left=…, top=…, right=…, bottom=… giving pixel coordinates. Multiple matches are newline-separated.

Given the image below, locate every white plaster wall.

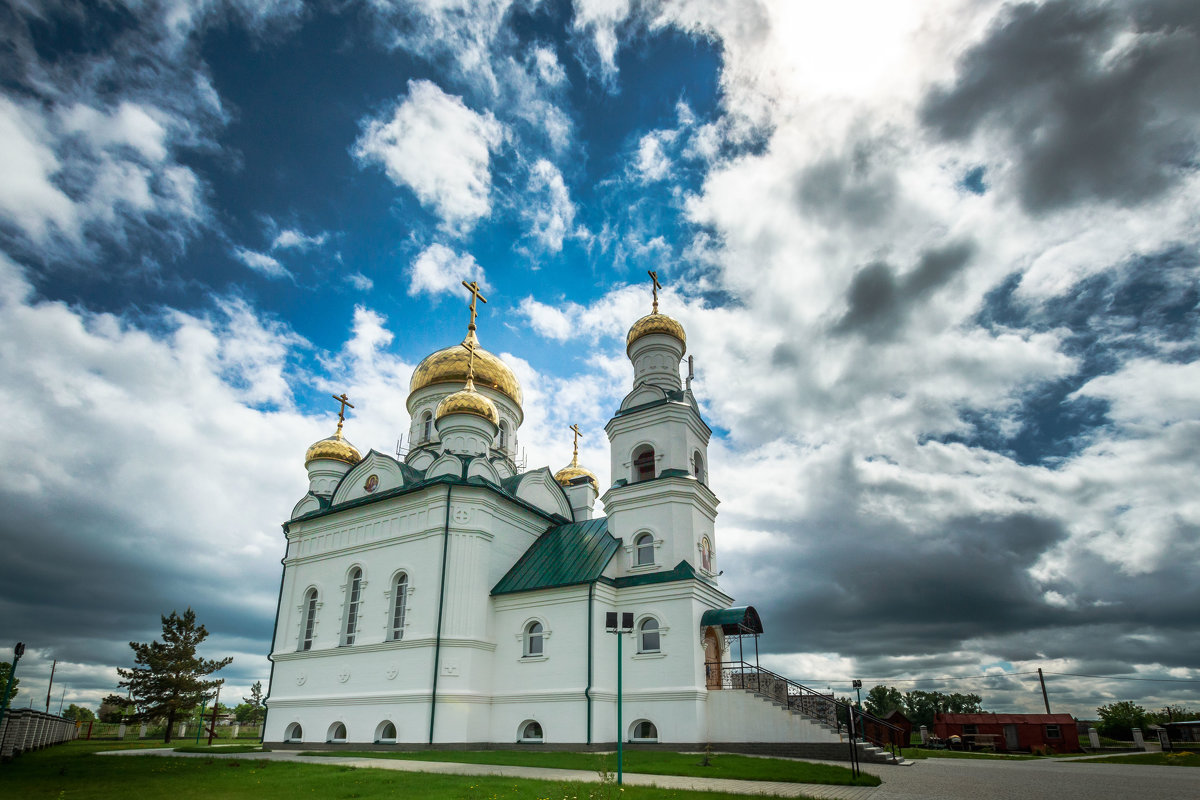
left=706, top=690, right=844, bottom=744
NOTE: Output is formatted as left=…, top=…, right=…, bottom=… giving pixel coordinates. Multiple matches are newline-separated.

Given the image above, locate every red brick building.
left=934, top=713, right=1081, bottom=753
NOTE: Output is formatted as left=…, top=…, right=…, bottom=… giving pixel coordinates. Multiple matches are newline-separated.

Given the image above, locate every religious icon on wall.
left=364, top=474, right=379, bottom=493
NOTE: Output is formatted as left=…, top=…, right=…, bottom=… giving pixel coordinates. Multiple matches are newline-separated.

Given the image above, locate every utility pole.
left=45, top=659, right=57, bottom=712
left=1037, top=668, right=1051, bottom=714
left=605, top=611, right=635, bottom=785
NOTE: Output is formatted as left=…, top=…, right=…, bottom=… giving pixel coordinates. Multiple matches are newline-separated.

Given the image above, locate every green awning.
left=700, top=606, right=763, bottom=634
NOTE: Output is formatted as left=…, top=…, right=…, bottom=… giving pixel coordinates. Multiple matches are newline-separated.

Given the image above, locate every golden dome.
left=305, top=430, right=361, bottom=467
left=435, top=383, right=500, bottom=426
left=554, top=463, right=599, bottom=493
left=626, top=313, right=686, bottom=355
left=410, top=331, right=523, bottom=407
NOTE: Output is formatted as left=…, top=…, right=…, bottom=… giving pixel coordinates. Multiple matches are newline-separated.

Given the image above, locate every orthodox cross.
left=647, top=270, right=661, bottom=314
left=461, top=337, right=478, bottom=387
left=331, top=393, right=354, bottom=435
left=462, top=279, right=488, bottom=332
left=569, top=423, right=583, bottom=466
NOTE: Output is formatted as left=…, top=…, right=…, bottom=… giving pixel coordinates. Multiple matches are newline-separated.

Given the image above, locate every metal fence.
left=80, top=720, right=263, bottom=741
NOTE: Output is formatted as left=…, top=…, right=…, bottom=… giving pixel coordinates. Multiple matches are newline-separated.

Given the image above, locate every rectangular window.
left=1046, top=725, right=1061, bottom=739
left=391, top=586, right=407, bottom=641
left=963, top=725, right=978, bottom=735
left=344, top=572, right=362, bottom=645
left=302, top=594, right=316, bottom=651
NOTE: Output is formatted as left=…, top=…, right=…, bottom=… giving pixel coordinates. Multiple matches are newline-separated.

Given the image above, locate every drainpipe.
left=429, top=483, right=453, bottom=744
left=585, top=581, right=594, bottom=744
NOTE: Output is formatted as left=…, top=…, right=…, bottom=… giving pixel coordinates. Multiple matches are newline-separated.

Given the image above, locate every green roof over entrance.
left=492, top=517, right=619, bottom=595
left=700, top=606, right=763, bottom=634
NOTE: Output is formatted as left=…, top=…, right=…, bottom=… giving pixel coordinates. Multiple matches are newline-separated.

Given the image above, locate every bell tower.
left=601, top=272, right=718, bottom=579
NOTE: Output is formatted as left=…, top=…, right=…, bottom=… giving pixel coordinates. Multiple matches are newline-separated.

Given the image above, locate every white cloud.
left=233, top=246, right=290, bottom=279
left=0, top=97, right=79, bottom=241
left=522, top=160, right=576, bottom=253
left=271, top=228, right=327, bottom=250
left=354, top=80, right=505, bottom=234
left=345, top=272, right=374, bottom=291
left=635, top=132, right=672, bottom=182
left=406, top=243, right=488, bottom=298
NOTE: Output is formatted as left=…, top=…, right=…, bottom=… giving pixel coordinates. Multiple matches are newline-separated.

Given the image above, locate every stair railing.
left=706, top=660, right=905, bottom=759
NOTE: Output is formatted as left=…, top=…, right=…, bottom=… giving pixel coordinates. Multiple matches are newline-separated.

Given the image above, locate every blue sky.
left=1, top=0, right=1198, bottom=719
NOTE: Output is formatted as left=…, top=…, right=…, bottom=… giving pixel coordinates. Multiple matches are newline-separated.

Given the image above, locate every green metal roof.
left=605, top=559, right=715, bottom=589
left=700, top=606, right=763, bottom=634
left=492, top=517, right=619, bottom=595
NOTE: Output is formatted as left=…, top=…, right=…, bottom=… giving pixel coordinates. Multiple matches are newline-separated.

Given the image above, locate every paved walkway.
left=101, top=748, right=1198, bottom=800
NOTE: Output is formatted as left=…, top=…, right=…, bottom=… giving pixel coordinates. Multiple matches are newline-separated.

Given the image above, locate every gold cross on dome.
left=331, top=393, right=355, bottom=434
left=648, top=270, right=662, bottom=314
left=569, top=423, right=583, bottom=466
left=462, top=279, right=488, bottom=331
left=461, top=337, right=478, bottom=387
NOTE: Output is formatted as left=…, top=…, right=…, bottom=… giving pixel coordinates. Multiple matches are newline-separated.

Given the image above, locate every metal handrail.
left=706, top=660, right=905, bottom=758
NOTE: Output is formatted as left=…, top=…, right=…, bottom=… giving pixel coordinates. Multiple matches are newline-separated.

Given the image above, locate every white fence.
left=0, top=708, right=79, bottom=760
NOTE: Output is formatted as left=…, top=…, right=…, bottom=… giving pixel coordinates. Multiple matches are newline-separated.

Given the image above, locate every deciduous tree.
left=116, top=608, right=232, bottom=743
left=62, top=703, right=96, bottom=722
left=865, top=684, right=904, bottom=717
left=241, top=680, right=264, bottom=726
left=0, top=661, right=19, bottom=705
left=1097, top=701, right=1148, bottom=740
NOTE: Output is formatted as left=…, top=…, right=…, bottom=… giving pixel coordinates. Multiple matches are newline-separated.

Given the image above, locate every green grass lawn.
left=0, top=741, right=821, bottom=800
left=1079, top=750, right=1200, bottom=767
left=902, top=748, right=1038, bottom=761
left=307, top=748, right=879, bottom=786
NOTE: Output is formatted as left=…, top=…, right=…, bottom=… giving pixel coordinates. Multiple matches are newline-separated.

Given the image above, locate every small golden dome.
left=435, top=383, right=500, bottom=427
left=626, top=313, right=687, bottom=355
left=305, top=430, right=361, bottom=467
left=410, top=331, right=523, bottom=408
left=554, top=463, right=599, bottom=493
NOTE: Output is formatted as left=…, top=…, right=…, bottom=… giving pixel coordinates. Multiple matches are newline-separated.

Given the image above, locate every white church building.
left=262, top=279, right=870, bottom=754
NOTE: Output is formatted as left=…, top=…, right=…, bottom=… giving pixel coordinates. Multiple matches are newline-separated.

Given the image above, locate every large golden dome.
left=554, top=463, right=599, bottom=493
left=410, top=331, right=523, bottom=407
left=435, top=383, right=499, bottom=426
left=305, top=430, right=361, bottom=467
left=626, top=313, right=686, bottom=355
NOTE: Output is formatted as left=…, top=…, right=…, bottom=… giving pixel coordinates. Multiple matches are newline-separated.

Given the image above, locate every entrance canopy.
left=700, top=606, right=763, bottom=635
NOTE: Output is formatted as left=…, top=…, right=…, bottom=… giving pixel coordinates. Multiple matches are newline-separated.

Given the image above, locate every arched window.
left=635, top=533, right=655, bottom=566
left=376, top=721, right=397, bottom=743
left=632, top=720, right=658, bottom=742
left=390, top=573, right=408, bottom=641
left=300, top=588, right=318, bottom=651
left=520, top=720, right=543, bottom=742
left=327, top=722, right=347, bottom=743
left=498, top=420, right=510, bottom=452
left=700, top=537, right=712, bottom=573
left=632, top=445, right=655, bottom=482
left=638, top=617, right=660, bottom=653
left=421, top=411, right=433, bottom=442
left=524, top=621, right=544, bottom=657
left=342, top=568, right=362, bottom=646
left=692, top=451, right=705, bottom=484
left=285, top=722, right=303, bottom=742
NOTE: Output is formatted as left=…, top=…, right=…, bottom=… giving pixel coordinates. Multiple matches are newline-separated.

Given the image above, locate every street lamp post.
left=605, top=611, right=634, bottom=785
left=0, top=642, right=25, bottom=731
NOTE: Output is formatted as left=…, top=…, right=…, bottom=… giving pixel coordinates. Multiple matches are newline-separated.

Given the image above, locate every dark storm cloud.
left=833, top=239, right=975, bottom=340
left=921, top=0, right=1200, bottom=212
left=794, top=141, right=899, bottom=229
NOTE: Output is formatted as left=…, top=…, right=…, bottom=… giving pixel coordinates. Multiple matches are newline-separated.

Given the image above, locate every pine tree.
left=242, top=680, right=264, bottom=727
left=117, top=608, right=232, bottom=743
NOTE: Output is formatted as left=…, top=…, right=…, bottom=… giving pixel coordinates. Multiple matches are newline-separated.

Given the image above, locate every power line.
left=1045, top=671, right=1200, bottom=684
left=794, top=671, right=1039, bottom=685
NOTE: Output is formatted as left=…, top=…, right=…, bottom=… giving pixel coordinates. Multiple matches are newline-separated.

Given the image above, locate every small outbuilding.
left=1161, top=720, right=1200, bottom=743
left=934, top=713, right=1081, bottom=753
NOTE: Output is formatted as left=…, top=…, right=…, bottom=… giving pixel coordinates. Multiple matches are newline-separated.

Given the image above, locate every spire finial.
left=331, top=393, right=355, bottom=436
left=462, top=279, right=488, bottom=334
left=461, top=338, right=478, bottom=391
left=647, top=270, right=662, bottom=314
left=569, top=423, right=583, bottom=467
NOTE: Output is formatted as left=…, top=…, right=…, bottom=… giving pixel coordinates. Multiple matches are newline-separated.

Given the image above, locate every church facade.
left=262, top=280, right=836, bottom=748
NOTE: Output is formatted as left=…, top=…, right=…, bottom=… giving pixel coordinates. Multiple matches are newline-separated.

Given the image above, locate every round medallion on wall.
left=295, top=673, right=307, bottom=686
left=386, top=665, right=399, bottom=680
left=337, top=670, right=351, bottom=683
left=452, top=507, right=470, bottom=524
left=364, top=474, right=379, bottom=493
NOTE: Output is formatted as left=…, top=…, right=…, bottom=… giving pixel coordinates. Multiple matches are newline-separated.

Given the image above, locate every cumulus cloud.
left=522, top=160, right=576, bottom=253
left=354, top=80, right=505, bottom=234
left=406, top=243, right=488, bottom=298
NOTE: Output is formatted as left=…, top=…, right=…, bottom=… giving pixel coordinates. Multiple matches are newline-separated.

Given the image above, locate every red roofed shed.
left=934, top=713, right=1080, bottom=753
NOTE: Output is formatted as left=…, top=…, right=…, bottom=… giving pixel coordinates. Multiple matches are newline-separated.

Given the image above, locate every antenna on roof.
left=686, top=355, right=695, bottom=390
left=516, top=447, right=528, bottom=473
left=395, top=435, right=408, bottom=460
